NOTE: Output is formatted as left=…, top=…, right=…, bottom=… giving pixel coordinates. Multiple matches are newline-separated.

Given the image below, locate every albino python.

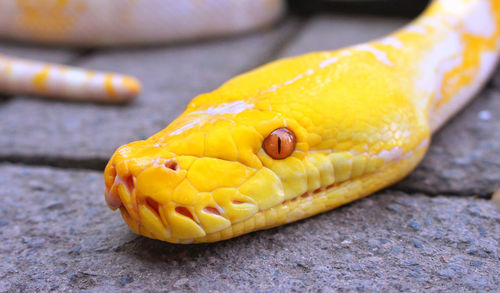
left=1, top=0, right=499, bottom=244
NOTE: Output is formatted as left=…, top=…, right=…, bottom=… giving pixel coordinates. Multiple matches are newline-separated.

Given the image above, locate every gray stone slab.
left=0, top=43, right=75, bottom=64
left=280, top=15, right=409, bottom=57
left=0, top=20, right=298, bottom=160
left=492, top=67, right=500, bottom=88
left=1, top=164, right=498, bottom=292
left=396, top=89, right=500, bottom=196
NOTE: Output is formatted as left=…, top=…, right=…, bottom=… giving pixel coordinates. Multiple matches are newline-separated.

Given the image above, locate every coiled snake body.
left=2, top=0, right=499, bottom=243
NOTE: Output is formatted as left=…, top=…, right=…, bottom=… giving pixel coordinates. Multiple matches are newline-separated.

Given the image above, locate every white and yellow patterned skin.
left=0, top=0, right=284, bottom=101
left=101, top=0, right=500, bottom=243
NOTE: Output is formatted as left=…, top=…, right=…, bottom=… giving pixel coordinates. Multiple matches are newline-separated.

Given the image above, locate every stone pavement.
left=1, top=13, right=499, bottom=293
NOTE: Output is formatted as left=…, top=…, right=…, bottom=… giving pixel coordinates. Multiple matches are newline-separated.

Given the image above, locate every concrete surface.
left=493, top=66, right=500, bottom=88
left=1, top=164, right=498, bottom=292
left=0, top=12, right=499, bottom=293
left=0, top=20, right=298, bottom=163
left=396, top=88, right=500, bottom=196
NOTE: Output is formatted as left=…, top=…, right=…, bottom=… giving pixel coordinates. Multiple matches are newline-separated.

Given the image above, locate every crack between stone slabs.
left=386, top=187, right=494, bottom=200
left=0, top=155, right=107, bottom=171
left=485, top=75, right=499, bottom=89
left=253, top=17, right=308, bottom=68
left=0, top=93, right=13, bottom=105
left=65, top=48, right=97, bottom=65
left=2, top=155, right=495, bottom=200
left=2, top=154, right=495, bottom=199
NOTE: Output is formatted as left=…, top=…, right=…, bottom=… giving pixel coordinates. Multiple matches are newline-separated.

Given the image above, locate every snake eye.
left=263, top=128, right=296, bottom=159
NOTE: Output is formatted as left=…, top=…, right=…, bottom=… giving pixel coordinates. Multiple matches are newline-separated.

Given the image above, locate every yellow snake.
left=1, top=0, right=499, bottom=244
left=102, top=0, right=500, bottom=243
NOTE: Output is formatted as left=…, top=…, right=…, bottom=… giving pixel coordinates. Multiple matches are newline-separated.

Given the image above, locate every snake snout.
left=104, top=147, right=232, bottom=242
left=104, top=160, right=136, bottom=210
left=163, top=159, right=179, bottom=171
left=104, top=141, right=179, bottom=208
left=104, top=140, right=270, bottom=242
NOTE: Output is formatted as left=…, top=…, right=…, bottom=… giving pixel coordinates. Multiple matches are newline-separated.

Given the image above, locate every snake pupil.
left=263, top=128, right=296, bottom=160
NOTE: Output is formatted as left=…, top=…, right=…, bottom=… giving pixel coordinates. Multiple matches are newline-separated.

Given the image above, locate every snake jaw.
left=104, top=113, right=432, bottom=243
left=103, top=109, right=425, bottom=243
left=104, top=139, right=279, bottom=242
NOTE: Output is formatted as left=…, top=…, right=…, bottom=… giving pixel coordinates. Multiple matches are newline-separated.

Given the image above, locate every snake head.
left=105, top=49, right=431, bottom=243
left=104, top=99, right=313, bottom=243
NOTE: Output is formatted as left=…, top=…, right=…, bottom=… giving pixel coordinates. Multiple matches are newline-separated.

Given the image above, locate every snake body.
left=0, top=0, right=283, bottom=101
left=2, top=0, right=499, bottom=244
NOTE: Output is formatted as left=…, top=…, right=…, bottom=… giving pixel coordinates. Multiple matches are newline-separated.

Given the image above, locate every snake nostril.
left=125, top=175, right=134, bottom=190
left=164, top=160, right=178, bottom=171
left=175, top=206, right=195, bottom=221
left=203, top=207, right=221, bottom=215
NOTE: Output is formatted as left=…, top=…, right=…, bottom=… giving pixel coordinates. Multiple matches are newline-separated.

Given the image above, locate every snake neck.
left=378, top=0, right=500, bottom=132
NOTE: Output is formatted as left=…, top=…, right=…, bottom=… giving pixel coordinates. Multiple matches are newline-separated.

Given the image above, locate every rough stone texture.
left=492, top=66, right=500, bottom=88
left=0, top=20, right=298, bottom=161
left=1, top=164, right=498, bottom=292
left=280, top=15, right=409, bottom=57
left=396, top=88, right=500, bottom=196
left=0, top=43, right=75, bottom=63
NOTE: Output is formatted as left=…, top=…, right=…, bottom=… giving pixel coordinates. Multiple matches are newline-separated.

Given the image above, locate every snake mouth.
left=104, top=151, right=262, bottom=242
left=103, top=147, right=349, bottom=244
left=105, top=158, right=179, bottom=211
left=105, top=164, right=337, bottom=243
left=105, top=137, right=430, bottom=243
left=104, top=157, right=406, bottom=243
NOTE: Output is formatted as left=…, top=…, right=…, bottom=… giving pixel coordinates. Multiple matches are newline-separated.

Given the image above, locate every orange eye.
left=263, top=128, right=296, bottom=159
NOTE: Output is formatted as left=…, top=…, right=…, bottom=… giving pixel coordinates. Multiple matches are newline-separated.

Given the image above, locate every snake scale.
left=1, top=0, right=499, bottom=244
